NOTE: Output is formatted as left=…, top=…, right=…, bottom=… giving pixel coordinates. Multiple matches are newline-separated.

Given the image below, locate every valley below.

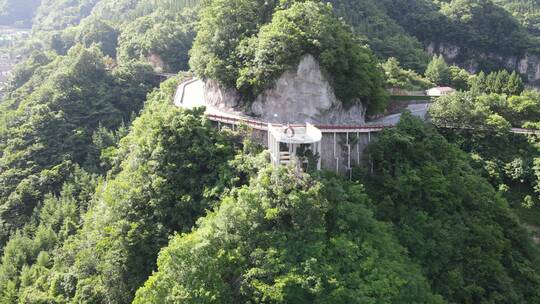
left=0, top=26, right=29, bottom=97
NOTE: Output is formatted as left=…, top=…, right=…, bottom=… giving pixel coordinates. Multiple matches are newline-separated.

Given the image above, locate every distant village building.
left=426, top=86, right=455, bottom=97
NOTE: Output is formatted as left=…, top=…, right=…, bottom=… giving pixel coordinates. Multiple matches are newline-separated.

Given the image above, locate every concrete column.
left=346, top=132, right=351, bottom=170
left=317, top=142, right=322, bottom=170
left=333, top=132, right=338, bottom=173
left=356, top=132, right=360, bottom=164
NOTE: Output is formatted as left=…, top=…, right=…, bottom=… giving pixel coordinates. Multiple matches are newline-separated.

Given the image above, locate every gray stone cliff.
left=203, top=54, right=366, bottom=125
left=427, top=42, right=540, bottom=87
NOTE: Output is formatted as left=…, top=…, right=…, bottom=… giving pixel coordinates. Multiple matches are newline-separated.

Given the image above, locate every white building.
left=426, top=86, right=455, bottom=97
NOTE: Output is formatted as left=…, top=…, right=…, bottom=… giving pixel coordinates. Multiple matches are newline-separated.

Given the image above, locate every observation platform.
left=268, top=123, right=323, bottom=169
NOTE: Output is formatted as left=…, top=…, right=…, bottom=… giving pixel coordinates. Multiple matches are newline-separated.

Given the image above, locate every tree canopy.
left=1, top=1, right=540, bottom=304
left=191, top=0, right=388, bottom=112
left=358, top=113, right=540, bottom=303
left=0, top=44, right=157, bottom=248
left=0, top=0, right=41, bottom=27
left=135, top=166, right=443, bottom=304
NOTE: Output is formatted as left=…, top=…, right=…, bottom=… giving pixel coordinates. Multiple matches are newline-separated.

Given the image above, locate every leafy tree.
left=469, top=69, right=524, bottom=95
left=449, top=65, right=471, bottom=91
left=37, top=81, right=237, bottom=303
left=77, top=18, right=119, bottom=58
left=469, top=70, right=487, bottom=93
left=117, top=9, right=197, bottom=72
left=32, top=0, right=101, bottom=32
left=484, top=70, right=496, bottom=92
left=0, top=0, right=41, bottom=26
left=429, top=88, right=540, bottom=225
left=328, top=0, right=430, bottom=72
left=382, top=57, right=433, bottom=91
left=507, top=89, right=540, bottom=125
left=493, top=70, right=510, bottom=94
left=135, top=166, right=443, bottom=303
left=5, top=51, right=56, bottom=92
left=425, top=55, right=451, bottom=86
left=358, top=113, right=540, bottom=303
left=439, top=0, right=533, bottom=54
left=494, top=0, right=540, bottom=34
left=0, top=45, right=157, bottom=248
left=189, top=0, right=279, bottom=86
left=0, top=165, right=98, bottom=303
left=236, top=1, right=388, bottom=111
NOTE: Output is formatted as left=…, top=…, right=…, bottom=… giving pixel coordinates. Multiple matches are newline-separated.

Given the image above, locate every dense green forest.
left=0, top=0, right=540, bottom=303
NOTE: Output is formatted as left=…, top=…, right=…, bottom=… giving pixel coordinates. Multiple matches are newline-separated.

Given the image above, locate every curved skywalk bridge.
left=173, top=78, right=411, bottom=132
left=173, top=78, right=427, bottom=173
left=174, top=78, right=540, bottom=172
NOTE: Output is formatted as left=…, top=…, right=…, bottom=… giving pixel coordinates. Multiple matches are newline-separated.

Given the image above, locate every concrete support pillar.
left=333, top=132, right=338, bottom=173
left=356, top=132, right=360, bottom=164
left=346, top=132, right=351, bottom=170
left=317, top=142, right=321, bottom=170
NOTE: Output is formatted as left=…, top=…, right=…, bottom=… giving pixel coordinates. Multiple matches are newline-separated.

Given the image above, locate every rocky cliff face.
left=427, top=42, right=540, bottom=87
left=203, top=54, right=366, bottom=124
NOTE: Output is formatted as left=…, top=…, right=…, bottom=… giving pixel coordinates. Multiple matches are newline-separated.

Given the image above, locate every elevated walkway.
left=174, top=78, right=393, bottom=133
left=173, top=78, right=540, bottom=172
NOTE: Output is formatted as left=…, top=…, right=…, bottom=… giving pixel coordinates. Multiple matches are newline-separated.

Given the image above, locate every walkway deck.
left=174, top=78, right=540, bottom=136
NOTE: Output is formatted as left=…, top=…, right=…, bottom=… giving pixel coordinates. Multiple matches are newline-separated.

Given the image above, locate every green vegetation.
left=117, top=9, right=197, bottom=72
left=328, top=0, right=431, bottom=71
left=382, top=57, right=433, bottom=91
left=33, top=0, right=101, bottom=32
left=357, top=113, right=540, bottom=303
left=469, top=69, right=525, bottom=95
left=135, top=166, right=443, bottom=303
left=191, top=0, right=388, bottom=112
left=439, top=0, right=534, bottom=54
left=1, top=1, right=540, bottom=304
left=0, top=0, right=40, bottom=27
left=0, top=78, right=238, bottom=303
left=429, top=77, right=540, bottom=246
left=425, top=55, right=452, bottom=86
left=0, top=45, right=157, bottom=248
left=494, top=0, right=540, bottom=35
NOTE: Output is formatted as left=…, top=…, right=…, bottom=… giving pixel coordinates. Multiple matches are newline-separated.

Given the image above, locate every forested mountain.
left=0, top=0, right=540, bottom=303
left=494, top=0, right=540, bottom=34
left=0, top=0, right=41, bottom=27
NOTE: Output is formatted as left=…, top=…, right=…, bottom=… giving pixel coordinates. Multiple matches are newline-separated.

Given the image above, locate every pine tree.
left=494, top=70, right=509, bottom=94
left=507, top=71, right=525, bottom=95
left=470, top=71, right=487, bottom=93
left=486, top=71, right=498, bottom=93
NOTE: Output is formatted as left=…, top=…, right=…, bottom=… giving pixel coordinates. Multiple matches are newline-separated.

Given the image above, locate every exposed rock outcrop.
left=427, top=42, right=540, bottom=87
left=203, top=54, right=366, bottom=124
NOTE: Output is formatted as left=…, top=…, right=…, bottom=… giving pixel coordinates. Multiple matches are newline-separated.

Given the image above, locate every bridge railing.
left=435, top=123, right=540, bottom=135
left=205, top=114, right=393, bottom=133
